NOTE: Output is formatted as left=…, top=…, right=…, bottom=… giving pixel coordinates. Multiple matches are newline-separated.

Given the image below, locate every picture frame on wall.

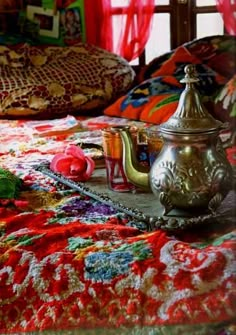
left=27, top=5, right=59, bottom=38
left=60, top=7, right=82, bottom=45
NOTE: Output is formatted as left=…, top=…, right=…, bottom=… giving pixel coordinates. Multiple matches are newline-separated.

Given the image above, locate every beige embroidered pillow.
left=0, top=43, right=135, bottom=118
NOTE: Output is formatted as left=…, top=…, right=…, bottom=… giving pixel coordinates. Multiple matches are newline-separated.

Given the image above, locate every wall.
left=0, top=0, right=86, bottom=46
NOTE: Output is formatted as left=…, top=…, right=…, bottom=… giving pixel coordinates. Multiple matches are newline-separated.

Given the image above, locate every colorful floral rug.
left=0, top=115, right=235, bottom=335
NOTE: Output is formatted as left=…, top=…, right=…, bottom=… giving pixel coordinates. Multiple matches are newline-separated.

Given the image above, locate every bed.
left=0, top=33, right=236, bottom=335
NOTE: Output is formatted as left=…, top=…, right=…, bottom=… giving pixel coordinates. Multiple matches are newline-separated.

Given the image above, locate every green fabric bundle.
left=0, top=168, right=22, bottom=199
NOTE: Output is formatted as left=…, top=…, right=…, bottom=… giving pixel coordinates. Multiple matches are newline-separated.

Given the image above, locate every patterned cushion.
left=214, top=74, right=236, bottom=124
left=104, top=45, right=226, bottom=124
left=104, top=76, right=182, bottom=124
left=145, top=45, right=226, bottom=95
left=0, top=43, right=135, bottom=118
left=140, top=35, right=236, bottom=82
left=149, top=46, right=201, bottom=78
left=0, top=44, right=28, bottom=68
left=187, top=35, right=236, bottom=79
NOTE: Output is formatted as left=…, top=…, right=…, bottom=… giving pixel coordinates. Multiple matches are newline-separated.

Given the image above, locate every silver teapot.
left=120, top=65, right=234, bottom=215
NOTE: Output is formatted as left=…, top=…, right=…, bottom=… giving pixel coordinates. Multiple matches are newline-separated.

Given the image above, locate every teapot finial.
left=180, top=64, right=199, bottom=84
left=159, top=64, right=223, bottom=133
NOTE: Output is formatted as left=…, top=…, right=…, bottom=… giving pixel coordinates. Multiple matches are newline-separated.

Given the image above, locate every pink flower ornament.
left=50, top=145, right=95, bottom=181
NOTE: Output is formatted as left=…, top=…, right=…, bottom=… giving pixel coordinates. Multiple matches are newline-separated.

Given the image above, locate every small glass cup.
left=146, top=126, right=164, bottom=166
left=102, top=126, right=137, bottom=192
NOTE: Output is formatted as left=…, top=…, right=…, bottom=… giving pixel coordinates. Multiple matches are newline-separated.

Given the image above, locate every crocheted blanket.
left=0, top=115, right=235, bottom=335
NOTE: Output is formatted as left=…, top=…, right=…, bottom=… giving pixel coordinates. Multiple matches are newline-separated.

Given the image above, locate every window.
left=111, top=0, right=225, bottom=68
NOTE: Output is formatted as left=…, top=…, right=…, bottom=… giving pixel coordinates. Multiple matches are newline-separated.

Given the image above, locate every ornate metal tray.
left=35, top=163, right=236, bottom=232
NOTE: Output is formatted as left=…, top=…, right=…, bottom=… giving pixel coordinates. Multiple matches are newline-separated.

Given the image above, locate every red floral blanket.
left=0, top=115, right=235, bottom=335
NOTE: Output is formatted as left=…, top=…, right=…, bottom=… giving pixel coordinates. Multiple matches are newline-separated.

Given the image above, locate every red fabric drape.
left=114, top=0, right=155, bottom=61
left=216, top=0, right=236, bottom=35
left=84, top=0, right=113, bottom=52
left=85, top=0, right=155, bottom=61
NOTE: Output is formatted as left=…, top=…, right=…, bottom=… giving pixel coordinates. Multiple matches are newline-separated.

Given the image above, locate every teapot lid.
left=160, top=64, right=223, bottom=134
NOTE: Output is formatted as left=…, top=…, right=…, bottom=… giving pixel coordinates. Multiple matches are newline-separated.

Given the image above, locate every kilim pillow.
left=104, top=46, right=226, bottom=124
left=104, top=75, right=182, bottom=124
left=214, top=74, right=236, bottom=124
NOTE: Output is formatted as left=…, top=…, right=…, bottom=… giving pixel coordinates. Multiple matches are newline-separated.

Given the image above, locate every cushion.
left=0, top=44, right=28, bottom=68
left=138, top=50, right=173, bottom=83
left=0, top=43, right=135, bottom=119
left=149, top=46, right=201, bottom=78
left=186, top=35, right=236, bottom=79
left=213, top=74, right=236, bottom=124
left=138, top=35, right=236, bottom=84
left=104, top=76, right=182, bottom=124
left=141, top=45, right=226, bottom=93
left=104, top=46, right=227, bottom=124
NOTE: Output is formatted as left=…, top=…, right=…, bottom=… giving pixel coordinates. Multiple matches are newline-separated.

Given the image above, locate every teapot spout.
left=119, top=128, right=150, bottom=191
